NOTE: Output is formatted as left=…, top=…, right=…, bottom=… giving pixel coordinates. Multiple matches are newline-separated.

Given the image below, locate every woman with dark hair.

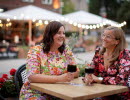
left=84, top=26, right=130, bottom=99
left=20, top=21, right=79, bottom=100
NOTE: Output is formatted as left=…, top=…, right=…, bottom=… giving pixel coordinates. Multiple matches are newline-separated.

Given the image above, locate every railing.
left=0, top=44, right=19, bottom=59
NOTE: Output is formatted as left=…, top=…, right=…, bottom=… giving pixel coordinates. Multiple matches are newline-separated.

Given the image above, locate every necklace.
left=106, top=56, right=112, bottom=60
left=104, top=56, right=111, bottom=61
left=104, top=53, right=112, bottom=61
left=106, top=57, right=110, bottom=60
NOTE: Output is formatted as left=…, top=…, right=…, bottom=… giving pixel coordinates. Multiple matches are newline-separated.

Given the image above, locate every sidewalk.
left=74, top=52, right=94, bottom=64
left=0, top=59, right=26, bottom=77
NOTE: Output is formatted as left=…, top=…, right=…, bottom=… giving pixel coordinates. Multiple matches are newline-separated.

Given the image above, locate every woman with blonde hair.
left=84, top=26, right=130, bottom=99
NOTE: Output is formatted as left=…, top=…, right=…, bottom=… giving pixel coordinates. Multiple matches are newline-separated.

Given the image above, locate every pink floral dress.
left=20, top=44, right=76, bottom=100
left=92, top=47, right=130, bottom=100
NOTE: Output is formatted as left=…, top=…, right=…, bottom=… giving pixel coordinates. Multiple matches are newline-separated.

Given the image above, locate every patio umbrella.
left=63, top=10, right=118, bottom=25
left=2, top=5, right=63, bottom=21
left=0, top=13, right=14, bottom=19
left=3, top=5, right=63, bottom=45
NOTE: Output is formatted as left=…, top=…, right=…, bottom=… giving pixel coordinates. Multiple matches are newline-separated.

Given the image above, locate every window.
left=41, top=0, right=52, bottom=5
left=22, top=0, right=34, bottom=3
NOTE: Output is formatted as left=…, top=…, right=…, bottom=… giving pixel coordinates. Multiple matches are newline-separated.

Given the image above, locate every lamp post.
left=100, top=6, right=107, bottom=18
left=100, top=0, right=107, bottom=20
left=99, top=0, right=107, bottom=32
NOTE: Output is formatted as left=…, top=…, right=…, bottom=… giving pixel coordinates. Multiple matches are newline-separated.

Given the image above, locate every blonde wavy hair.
left=100, top=26, right=127, bottom=65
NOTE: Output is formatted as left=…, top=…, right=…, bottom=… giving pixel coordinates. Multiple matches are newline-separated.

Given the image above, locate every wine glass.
left=85, top=66, right=94, bottom=85
left=67, top=65, right=77, bottom=73
left=85, top=67, right=94, bottom=74
left=67, top=65, right=77, bottom=85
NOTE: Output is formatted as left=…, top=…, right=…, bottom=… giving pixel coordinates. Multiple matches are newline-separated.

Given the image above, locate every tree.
left=89, top=0, right=101, bottom=15
left=117, top=1, right=130, bottom=28
left=89, top=0, right=121, bottom=21
left=88, top=0, right=130, bottom=30
left=62, top=0, right=75, bottom=15
left=104, top=0, right=121, bottom=21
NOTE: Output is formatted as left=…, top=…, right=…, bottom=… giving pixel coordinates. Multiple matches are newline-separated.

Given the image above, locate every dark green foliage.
left=65, top=31, right=79, bottom=37
left=77, top=64, right=86, bottom=77
left=0, top=80, right=18, bottom=98
left=117, top=1, right=130, bottom=28
left=105, top=0, right=121, bottom=21
left=89, top=0, right=130, bottom=29
left=62, top=0, right=75, bottom=15
left=89, top=0, right=102, bottom=15
left=117, top=2, right=130, bottom=20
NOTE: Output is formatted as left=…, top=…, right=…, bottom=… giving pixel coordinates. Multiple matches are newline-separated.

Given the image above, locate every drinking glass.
left=85, top=67, right=94, bottom=85
left=67, top=65, right=77, bottom=73
left=67, top=65, right=77, bottom=85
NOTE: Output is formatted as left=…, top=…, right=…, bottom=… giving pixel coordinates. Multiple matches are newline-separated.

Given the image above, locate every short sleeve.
left=26, top=46, right=41, bottom=78
left=64, top=45, right=76, bottom=65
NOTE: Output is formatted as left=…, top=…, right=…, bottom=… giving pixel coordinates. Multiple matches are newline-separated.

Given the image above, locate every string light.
left=44, top=20, right=48, bottom=24
left=13, top=16, right=17, bottom=20
left=0, top=24, right=3, bottom=27
left=7, top=18, right=10, bottom=22
left=32, top=19, right=36, bottom=22
left=63, top=19, right=127, bottom=29
left=0, top=15, right=127, bottom=29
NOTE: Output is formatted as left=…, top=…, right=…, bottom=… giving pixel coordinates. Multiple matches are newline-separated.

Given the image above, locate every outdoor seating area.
left=0, top=44, right=19, bottom=59
left=0, top=1, right=130, bottom=100
left=0, top=63, right=129, bottom=100
left=30, top=77, right=129, bottom=100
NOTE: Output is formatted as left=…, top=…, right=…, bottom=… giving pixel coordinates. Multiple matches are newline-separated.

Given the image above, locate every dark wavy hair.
left=42, top=21, right=65, bottom=54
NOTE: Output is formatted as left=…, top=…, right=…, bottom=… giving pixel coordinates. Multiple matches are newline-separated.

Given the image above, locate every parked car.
left=72, top=47, right=86, bottom=53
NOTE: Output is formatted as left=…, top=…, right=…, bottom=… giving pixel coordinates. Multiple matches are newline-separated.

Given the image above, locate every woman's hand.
left=58, top=73, right=74, bottom=82
left=84, top=74, right=93, bottom=85
left=91, top=74, right=103, bottom=83
left=73, top=70, right=79, bottom=78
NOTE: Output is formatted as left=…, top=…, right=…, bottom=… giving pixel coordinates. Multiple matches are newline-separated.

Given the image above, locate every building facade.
left=0, top=0, right=61, bottom=13
left=71, top=0, right=89, bottom=11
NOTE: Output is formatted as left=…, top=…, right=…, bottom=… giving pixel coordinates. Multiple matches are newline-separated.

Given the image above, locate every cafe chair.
left=14, top=64, right=27, bottom=94
left=128, top=76, right=130, bottom=87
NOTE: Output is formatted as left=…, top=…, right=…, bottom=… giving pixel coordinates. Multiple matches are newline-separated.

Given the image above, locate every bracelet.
left=98, top=77, right=103, bottom=81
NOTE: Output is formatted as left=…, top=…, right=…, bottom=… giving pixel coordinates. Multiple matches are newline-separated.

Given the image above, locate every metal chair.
left=127, top=75, right=130, bottom=87
left=14, top=64, right=27, bottom=94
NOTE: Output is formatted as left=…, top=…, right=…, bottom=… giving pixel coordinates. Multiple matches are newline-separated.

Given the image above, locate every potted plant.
left=0, top=68, right=18, bottom=99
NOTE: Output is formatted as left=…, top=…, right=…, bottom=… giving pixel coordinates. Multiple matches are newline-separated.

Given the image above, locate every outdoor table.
left=30, top=77, right=129, bottom=100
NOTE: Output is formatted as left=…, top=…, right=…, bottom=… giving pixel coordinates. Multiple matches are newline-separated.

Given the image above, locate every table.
left=30, top=77, right=129, bottom=100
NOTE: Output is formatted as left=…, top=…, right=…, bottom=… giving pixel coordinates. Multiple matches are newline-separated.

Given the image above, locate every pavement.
left=0, top=58, right=26, bottom=77
left=74, top=52, right=94, bottom=64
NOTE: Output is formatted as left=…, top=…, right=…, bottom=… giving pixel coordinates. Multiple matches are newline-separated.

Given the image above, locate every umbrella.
left=63, top=10, right=118, bottom=25
left=3, top=5, right=63, bottom=45
left=0, top=13, right=14, bottom=19
left=3, top=5, right=63, bottom=21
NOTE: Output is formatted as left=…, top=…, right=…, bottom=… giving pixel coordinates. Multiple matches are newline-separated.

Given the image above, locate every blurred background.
left=0, top=0, right=130, bottom=75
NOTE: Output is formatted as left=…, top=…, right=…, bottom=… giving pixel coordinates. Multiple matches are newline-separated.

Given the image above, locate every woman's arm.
left=91, top=48, right=101, bottom=76
left=65, top=45, right=80, bottom=78
left=28, top=73, right=73, bottom=83
left=102, top=50, right=130, bottom=85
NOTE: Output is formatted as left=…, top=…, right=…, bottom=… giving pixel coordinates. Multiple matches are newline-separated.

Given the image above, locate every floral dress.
left=20, top=44, right=76, bottom=100
left=92, top=47, right=130, bottom=100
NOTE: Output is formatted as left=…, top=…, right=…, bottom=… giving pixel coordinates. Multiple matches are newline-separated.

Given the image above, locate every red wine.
left=85, top=68, right=94, bottom=74
left=67, top=65, right=77, bottom=72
